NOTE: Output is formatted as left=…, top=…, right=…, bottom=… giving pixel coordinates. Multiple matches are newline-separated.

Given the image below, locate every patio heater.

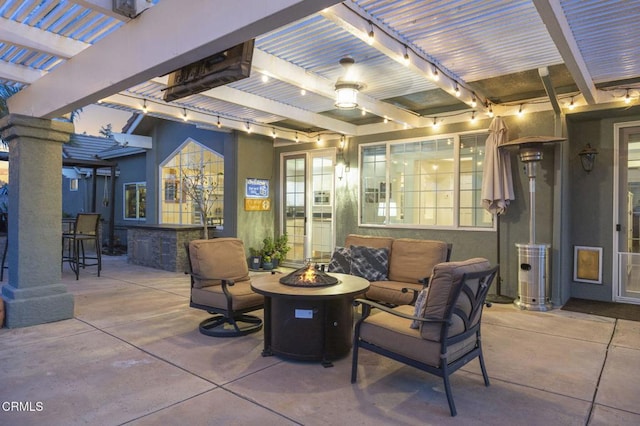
left=500, top=136, right=566, bottom=311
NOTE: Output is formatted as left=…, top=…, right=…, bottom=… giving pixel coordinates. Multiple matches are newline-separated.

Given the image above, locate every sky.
left=73, top=104, right=134, bottom=136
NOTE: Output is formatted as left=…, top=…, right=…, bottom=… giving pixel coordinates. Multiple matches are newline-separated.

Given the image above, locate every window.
left=360, top=132, right=492, bottom=229
left=70, top=178, right=79, bottom=191
left=124, top=182, right=146, bottom=220
left=160, top=139, right=224, bottom=227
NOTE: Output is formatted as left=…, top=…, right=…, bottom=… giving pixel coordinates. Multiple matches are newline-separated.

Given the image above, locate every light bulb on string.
left=488, top=103, right=494, bottom=118
left=625, top=89, right=631, bottom=104
left=182, top=108, right=188, bottom=121
left=471, top=96, right=477, bottom=108
left=216, top=116, right=222, bottom=128
left=367, top=20, right=374, bottom=44
left=402, top=45, right=410, bottom=66
left=142, top=99, right=148, bottom=114
left=569, top=97, right=575, bottom=110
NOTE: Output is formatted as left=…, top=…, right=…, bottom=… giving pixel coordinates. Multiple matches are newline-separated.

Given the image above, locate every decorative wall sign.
left=245, top=198, right=271, bottom=211
left=246, top=178, right=269, bottom=198
left=574, top=246, right=603, bottom=284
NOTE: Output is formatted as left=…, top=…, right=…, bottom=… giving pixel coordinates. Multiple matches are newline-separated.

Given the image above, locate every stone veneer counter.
left=127, top=224, right=209, bottom=272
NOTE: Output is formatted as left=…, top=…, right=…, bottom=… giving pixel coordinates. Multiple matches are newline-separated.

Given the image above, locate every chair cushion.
left=327, top=246, right=351, bottom=274
left=388, top=239, right=448, bottom=283
left=189, top=238, right=250, bottom=289
left=359, top=306, right=478, bottom=366
left=420, top=258, right=491, bottom=341
left=350, top=245, right=389, bottom=281
left=191, top=280, right=263, bottom=310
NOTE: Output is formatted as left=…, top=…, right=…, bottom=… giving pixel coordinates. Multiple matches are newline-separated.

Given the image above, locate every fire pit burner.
left=279, top=262, right=339, bottom=287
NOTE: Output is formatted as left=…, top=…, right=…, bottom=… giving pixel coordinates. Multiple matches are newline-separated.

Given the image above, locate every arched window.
left=160, top=139, right=224, bottom=227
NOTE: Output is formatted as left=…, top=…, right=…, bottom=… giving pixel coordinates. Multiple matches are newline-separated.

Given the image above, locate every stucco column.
left=0, top=114, right=74, bottom=328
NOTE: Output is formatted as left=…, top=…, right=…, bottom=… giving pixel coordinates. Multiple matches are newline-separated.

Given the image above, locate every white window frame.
left=123, top=182, right=146, bottom=220
left=358, top=131, right=493, bottom=231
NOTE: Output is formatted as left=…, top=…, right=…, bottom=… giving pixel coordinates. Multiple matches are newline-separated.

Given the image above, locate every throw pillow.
left=410, top=288, right=429, bottom=329
left=327, top=246, right=351, bottom=273
left=349, top=245, right=389, bottom=281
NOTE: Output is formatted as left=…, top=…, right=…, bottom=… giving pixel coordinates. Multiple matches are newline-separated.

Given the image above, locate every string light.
left=142, top=99, right=148, bottom=114
left=454, top=84, right=461, bottom=97
left=261, top=74, right=269, bottom=83
left=182, top=108, right=188, bottom=121
left=300, top=89, right=306, bottom=96
left=488, top=103, right=494, bottom=118
left=471, top=96, right=477, bottom=108
left=316, top=135, right=321, bottom=144
left=403, top=45, right=410, bottom=66
left=246, top=122, right=252, bottom=133
left=367, top=20, right=375, bottom=44
left=517, top=104, right=524, bottom=116
left=432, top=68, right=439, bottom=81
left=625, top=89, right=631, bottom=104
left=470, top=111, right=476, bottom=122
left=569, top=97, right=575, bottom=110
left=272, top=128, right=277, bottom=139
left=432, top=117, right=438, bottom=128
left=216, top=116, right=222, bottom=128
left=361, top=108, right=366, bottom=116
left=383, top=116, right=389, bottom=124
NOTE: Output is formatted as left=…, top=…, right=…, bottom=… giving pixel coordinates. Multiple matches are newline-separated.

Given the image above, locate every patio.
left=1, top=256, right=639, bottom=425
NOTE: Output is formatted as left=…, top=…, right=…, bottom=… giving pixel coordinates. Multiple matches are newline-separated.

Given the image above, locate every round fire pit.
left=279, top=264, right=339, bottom=287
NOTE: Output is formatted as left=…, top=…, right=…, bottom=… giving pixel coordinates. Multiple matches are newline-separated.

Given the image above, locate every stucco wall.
left=236, top=132, right=275, bottom=256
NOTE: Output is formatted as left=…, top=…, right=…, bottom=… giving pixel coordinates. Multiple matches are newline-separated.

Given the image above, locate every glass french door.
left=282, top=150, right=336, bottom=265
left=615, top=124, right=640, bottom=304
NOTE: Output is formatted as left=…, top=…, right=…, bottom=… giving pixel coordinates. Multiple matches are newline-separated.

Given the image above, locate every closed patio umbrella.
left=482, top=117, right=514, bottom=303
left=482, top=117, right=514, bottom=214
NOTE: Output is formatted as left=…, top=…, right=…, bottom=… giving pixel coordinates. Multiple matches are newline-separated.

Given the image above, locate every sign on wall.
left=245, top=178, right=269, bottom=198
left=245, top=198, right=271, bottom=211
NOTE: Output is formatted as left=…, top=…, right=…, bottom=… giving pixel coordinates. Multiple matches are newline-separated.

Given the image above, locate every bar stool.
left=62, top=213, right=102, bottom=280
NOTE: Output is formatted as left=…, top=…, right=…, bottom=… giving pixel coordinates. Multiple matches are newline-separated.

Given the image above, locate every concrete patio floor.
left=1, top=255, right=639, bottom=425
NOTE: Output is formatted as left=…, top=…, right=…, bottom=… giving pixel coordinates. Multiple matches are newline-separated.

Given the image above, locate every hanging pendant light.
left=335, top=57, right=362, bottom=109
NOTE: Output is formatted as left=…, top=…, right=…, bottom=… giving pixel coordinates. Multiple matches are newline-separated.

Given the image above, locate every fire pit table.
left=251, top=267, right=369, bottom=367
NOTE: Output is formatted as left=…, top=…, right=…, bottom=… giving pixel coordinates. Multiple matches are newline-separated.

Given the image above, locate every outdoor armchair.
left=186, top=238, right=264, bottom=337
left=351, top=258, right=498, bottom=416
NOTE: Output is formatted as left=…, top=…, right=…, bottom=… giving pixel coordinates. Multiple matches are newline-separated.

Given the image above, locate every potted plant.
left=248, top=247, right=262, bottom=270
left=261, top=254, right=273, bottom=270
left=272, top=233, right=290, bottom=267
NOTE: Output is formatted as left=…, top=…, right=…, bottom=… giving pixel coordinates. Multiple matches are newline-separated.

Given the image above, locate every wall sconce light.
left=578, top=144, right=598, bottom=173
left=336, top=136, right=350, bottom=180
